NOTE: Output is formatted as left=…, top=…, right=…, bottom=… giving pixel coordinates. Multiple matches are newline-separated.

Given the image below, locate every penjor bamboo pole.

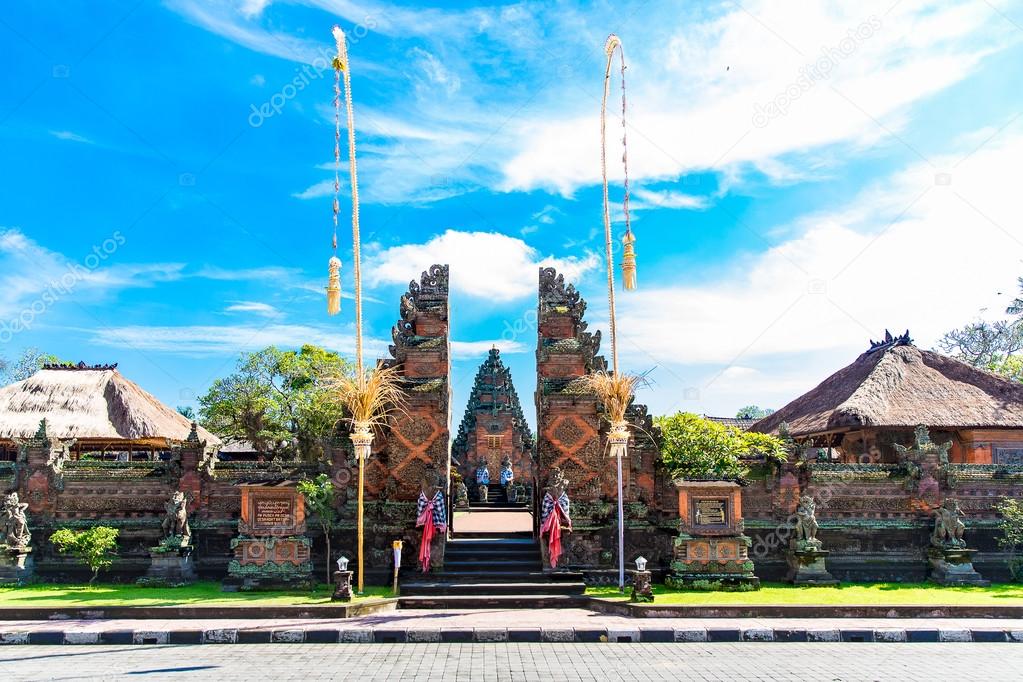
left=333, top=25, right=366, bottom=594
left=602, top=33, right=625, bottom=592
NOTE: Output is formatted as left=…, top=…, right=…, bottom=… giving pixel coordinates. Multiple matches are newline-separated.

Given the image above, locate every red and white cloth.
left=540, top=491, right=572, bottom=568
left=415, top=491, right=447, bottom=573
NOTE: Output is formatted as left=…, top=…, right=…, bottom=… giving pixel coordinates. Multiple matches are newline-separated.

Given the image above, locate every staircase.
left=399, top=486, right=587, bottom=608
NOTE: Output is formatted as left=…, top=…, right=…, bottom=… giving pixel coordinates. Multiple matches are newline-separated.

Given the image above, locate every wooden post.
left=357, top=455, right=365, bottom=594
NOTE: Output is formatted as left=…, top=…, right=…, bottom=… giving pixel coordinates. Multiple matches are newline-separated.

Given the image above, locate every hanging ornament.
left=327, top=256, right=342, bottom=315
left=621, top=229, right=637, bottom=291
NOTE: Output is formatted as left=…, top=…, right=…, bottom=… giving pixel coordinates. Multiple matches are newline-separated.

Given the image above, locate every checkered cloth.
left=475, top=467, right=490, bottom=485
left=500, top=466, right=514, bottom=485
left=416, top=490, right=447, bottom=529
left=540, top=491, right=570, bottom=527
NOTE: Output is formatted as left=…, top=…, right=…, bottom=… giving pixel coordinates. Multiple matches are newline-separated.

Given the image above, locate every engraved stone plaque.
left=694, top=498, right=727, bottom=526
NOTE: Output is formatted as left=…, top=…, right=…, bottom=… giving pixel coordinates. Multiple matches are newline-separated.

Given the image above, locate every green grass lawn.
left=587, top=582, right=1023, bottom=606
left=0, top=582, right=394, bottom=607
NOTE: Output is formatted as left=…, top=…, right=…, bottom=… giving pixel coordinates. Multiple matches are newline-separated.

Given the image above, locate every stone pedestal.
left=928, top=546, right=989, bottom=586
left=143, top=546, right=197, bottom=586
left=666, top=481, right=759, bottom=589
left=787, top=542, right=838, bottom=586
left=225, top=484, right=314, bottom=591
left=0, top=546, right=33, bottom=584
left=332, top=569, right=353, bottom=601
left=630, top=569, right=654, bottom=603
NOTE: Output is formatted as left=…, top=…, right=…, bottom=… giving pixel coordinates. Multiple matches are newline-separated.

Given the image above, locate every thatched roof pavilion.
left=0, top=363, right=219, bottom=459
left=751, top=335, right=1023, bottom=464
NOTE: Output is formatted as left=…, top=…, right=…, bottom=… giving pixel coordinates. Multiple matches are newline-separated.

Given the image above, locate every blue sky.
left=2, top=0, right=1023, bottom=429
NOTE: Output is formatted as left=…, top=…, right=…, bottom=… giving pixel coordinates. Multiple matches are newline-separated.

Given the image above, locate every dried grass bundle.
left=327, top=364, right=407, bottom=430
left=582, top=370, right=639, bottom=426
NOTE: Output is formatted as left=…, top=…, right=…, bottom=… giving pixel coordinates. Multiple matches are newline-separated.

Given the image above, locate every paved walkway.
left=1, top=642, right=1022, bottom=680
left=2, top=609, right=1023, bottom=644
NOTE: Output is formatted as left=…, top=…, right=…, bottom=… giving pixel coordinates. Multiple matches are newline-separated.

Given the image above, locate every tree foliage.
left=655, top=412, right=787, bottom=480
left=0, top=348, right=64, bottom=384
left=50, top=526, right=120, bottom=584
left=939, top=278, right=1023, bottom=381
left=297, top=473, right=338, bottom=585
left=198, top=345, right=352, bottom=460
left=996, top=497, right=1023, bottom=581
left=735, top=405, right=774, bottom=420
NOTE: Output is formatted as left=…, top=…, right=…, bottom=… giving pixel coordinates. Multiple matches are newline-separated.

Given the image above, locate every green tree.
left=996, top=497, right=1023, bottom=581
left=735, top=405, right=774, bottom=420
left=177, top=406, right=196, bottom=420
left=1, top=348, right=64, bottom=384
left=199, top=345, right=352, bottom=460
left=656, top=412, right=786, bottom=480
left=938, top=277, right=1023, bottom=380
left=50, top=526, right=120, bottom=584
left=297, top=474, right=338, bottom=585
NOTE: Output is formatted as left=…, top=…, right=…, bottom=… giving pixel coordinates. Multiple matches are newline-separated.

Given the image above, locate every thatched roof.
left=751, top=344, right=1023, bottom=437
left=0, top=365, right=220, bottom=445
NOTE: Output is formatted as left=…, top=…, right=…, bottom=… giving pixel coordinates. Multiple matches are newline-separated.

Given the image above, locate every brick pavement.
left=1, top=642, right=1022, bottom=681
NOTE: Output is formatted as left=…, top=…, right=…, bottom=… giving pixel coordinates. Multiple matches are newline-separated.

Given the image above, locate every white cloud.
left=631, top=188, right=709, bottom=211
left=193, top=265, right=300, bottom=281
left=451, top=339, right=527, bottom=359
left=49, top=130, right=93, bottom=144
left=249, top=73, right=266, bottom=86
left=501, top=0, right=1015, bottom=194
left=224, top=301, right=281, bottom=317
left=605, top=125, right=1023, bottom=413
left=291, top=180, right=335, bottom=200
left=408, top=47, right=460, bottom=95
left=88, top=323, right=388, bottom=357
left=238, top=0, right=271, bottom=19
left=364, top=229, right=600, bottom=301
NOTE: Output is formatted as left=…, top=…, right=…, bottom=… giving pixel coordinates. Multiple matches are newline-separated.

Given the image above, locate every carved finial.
left=186, top=421, right=200, bottom=443
left=866, top=329, right=912, bottom=354
left=35, top=418, right=48, bottom=440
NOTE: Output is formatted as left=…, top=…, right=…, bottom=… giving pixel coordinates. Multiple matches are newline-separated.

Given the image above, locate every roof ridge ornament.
left=866, top=329, right=912, bottom=354
left=42, top=361, right=118, bottom=371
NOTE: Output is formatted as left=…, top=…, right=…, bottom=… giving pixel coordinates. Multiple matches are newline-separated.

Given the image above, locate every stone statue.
left=500, top=455, right=514, bottom=487
left=540, top=468, right=572, bottom=568
left=932, top=498, right=966, bottom=548
left=0, top=493, right=30, bottom=550
left=794, top=496, right=821, bottom=550
left=161, top=491, right=191, bottom=546
left=454, top=480, right=469, bottom=508
left=475, top=457, right=490, bottom=503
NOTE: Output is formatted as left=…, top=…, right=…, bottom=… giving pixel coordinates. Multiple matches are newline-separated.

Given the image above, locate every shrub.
left=656, top=412, right=787, bottom=480
left=297, top=474, right=337, bottom=585
left=50, top=526, right=119, bottom=584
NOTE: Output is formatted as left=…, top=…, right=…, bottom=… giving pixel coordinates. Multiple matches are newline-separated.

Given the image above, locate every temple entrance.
left=449, top=347, right=534, bottom=536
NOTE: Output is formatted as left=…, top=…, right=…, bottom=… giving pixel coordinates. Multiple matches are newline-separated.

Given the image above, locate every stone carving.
left=474, top=457, right=490, bottom=503
left=866, top=329, right=912, bottom=354
left=794, top=496, right=821, bottom=550
left=0, top=493, right=30, bottom=549
left=931, top=498, right=966, bottom=548
left=162, top=491, right=192, bottom=547
left=500, top=456, right=514, bottom=487
left=895, top=424, right=952, bottom=465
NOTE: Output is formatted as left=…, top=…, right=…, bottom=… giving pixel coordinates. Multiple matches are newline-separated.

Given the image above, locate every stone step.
left=401, top=581, right=586, bottom=597
left=464, top=504, right=527, bottom=511
left=444, top=548, right=539, bottom=560
left=426, top=570, right=584, bottom=583
left=397, top=595, right=588, bottom=609
left=449, top=531, right=533, bottom=540
left=443, top=560, right=543, bottom=571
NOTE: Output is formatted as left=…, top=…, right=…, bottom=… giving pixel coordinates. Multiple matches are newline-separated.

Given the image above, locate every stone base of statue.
left=141, top=545, right=197, bottom=586
left=0, top=546, right=33, bottom=584
left=630, top=569, right=654, bottom=603
left=786, top=541, right=839, bottom=586
left=332, top=569, right=353, bottom=602
left=928, top=545, right=989, bottom=586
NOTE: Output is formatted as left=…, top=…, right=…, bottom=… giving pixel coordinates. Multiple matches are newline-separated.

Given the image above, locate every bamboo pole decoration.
left=332, top=25, right=368, bottom=593
left=326, top=37, right=343, bottom=316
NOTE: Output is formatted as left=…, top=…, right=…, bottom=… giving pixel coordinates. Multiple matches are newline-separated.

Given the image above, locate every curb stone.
left=607, top=628, right=640, bottom=643
left=132, top=631, right=168, bottom=645
left=63, top=632, right=100, bottom=645
left=638, top=628, right=674, bottom=643
left=474, top=628, right=508, bottom=643
left=407, top=629, right=441, bottom=643
left=508, top=628, right=542, bottom=642
left=873, top=629, right=907, bottom=643
left=440, top=629, right=473, bottom=643
left=338, top=628, right=373, bottom=643
left=707, top=628, right=741, bottom=642
left=0, top=632, right=29, bottom=645
left=304, top=629, right=339, bottom=644
left=541, top=628, right=574, bottom=642
left=938, top=629, right=971, bottom=643
left=807, top=629, right=841, bottom=642
left=270, top=629, right=305, bottom=644
left=971, top=630, right=1007, bottom=643
left=906, top=630, right=939, bottom=643
left=673, top=628, right=708, bottom=642
left=1009, top=630, right=1023, bottom=642
left=742, top=628, right=773, bottom=642
left=202, top=629, right=238, bottom=644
